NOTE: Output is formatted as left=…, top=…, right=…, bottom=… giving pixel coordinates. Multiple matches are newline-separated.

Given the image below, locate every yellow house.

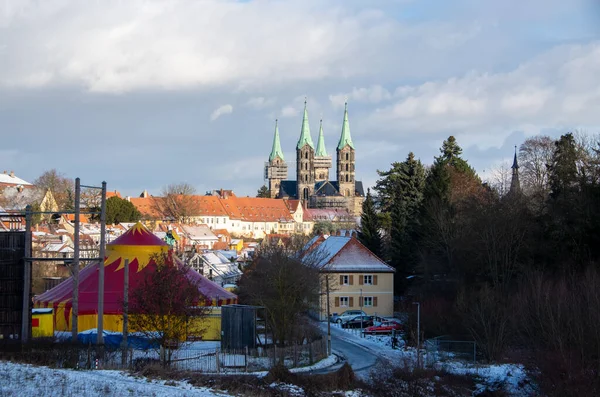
left=229, top=238, right=244, bottom=253
left=303, top=235, right=395, bottom=321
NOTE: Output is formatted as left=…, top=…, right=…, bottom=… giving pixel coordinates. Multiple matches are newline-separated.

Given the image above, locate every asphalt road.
left=310, top=323, right=384, bottom=379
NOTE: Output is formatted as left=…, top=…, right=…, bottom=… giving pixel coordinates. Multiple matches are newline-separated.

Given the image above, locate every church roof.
left=337, top=102, right=355, bottom=150
left=512, top=146, right=519, bottom=169
left=278, top=180, right=365, bottom=199
left=269, top=120, right=285, bottom=162
left=314, top=181, right=342, bottom=196
left=297, top=101, right=314, bottom=150
left=315, top=120, right=328, bottom=157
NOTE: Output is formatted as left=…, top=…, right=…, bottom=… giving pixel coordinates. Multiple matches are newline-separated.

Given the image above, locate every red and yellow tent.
left=33, top=222, right=237, bottom=335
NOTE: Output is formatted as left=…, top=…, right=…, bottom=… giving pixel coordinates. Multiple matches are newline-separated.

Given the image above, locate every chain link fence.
left=3, top=338, right=327, bottom=374
left=425, top=335, right=477, bottom=366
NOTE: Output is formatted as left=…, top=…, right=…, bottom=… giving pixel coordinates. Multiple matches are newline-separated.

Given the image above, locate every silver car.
left=330, top=310, right=367, bottom=324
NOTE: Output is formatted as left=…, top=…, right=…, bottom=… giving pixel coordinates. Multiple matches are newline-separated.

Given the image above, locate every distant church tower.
left=314, top=119, right=332, bottom=183
left=296, top=101, right=315, bottom=202
left=336, top=102, right=356, bottom=198
left=264, top=120, right=288, bottom=198
left=509, top=145, right=521, bottom=195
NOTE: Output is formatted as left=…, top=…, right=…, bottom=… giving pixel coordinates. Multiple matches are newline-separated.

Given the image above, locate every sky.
left=1, top=0, right=599, bottom=197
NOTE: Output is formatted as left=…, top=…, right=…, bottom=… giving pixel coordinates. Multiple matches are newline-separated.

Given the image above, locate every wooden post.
left=72, top=177, right=80, bottom=343
left=21, top=206, right=32, bottom=344
left=121, top=258, right=130, bottom=367
left=215, top=347, right=220, bottom=373
left=97, top=181, right=107, bottom=346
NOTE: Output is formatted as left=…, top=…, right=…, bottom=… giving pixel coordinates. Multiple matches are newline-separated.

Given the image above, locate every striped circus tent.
left=33, top=222, right=237, bottom=334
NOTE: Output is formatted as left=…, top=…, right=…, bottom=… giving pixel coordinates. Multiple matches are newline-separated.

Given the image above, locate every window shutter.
left=349, top=297, right=354, bottom=307
left=374, top=297, right=378, bottom=307
left=335, top=297, right=339, bottom=307
left=374, top=275, right=378, bottom=285
left=349, top=275, right=354, bottom=285
left=339, top=275, right=343, bottom=285
left=359, top=276, right=363, bottom=285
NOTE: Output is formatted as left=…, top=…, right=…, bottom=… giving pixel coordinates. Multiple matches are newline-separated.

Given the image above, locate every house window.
left=340, top=297, right=349, bottom=307
left=364, top=275, right=373, bottom=285
left=364, top=297, right=373, bottom=307
left=341, top=275, right=349, bottom=285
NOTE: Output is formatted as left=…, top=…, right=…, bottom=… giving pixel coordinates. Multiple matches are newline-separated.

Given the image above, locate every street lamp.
left=412, top=301, right=420, bottom=350
left=360, top=288, right=363, bottom=338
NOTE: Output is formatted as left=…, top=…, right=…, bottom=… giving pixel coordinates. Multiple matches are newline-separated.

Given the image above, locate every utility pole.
left=326, top=275, right=331, bottom=356
left=121, top=258, right=130, bottom=366
left=97, top=181, right=107, bottom=347
left=72, top=178, right=80, bottom=343
left=21, top=205, right=32, bottom=343
left=413, top=301, right=421, bottom=365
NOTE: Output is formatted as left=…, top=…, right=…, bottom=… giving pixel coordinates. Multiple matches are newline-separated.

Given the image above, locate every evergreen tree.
left=358, top=189, right=383, bottom=258
left=257, top=185, right=271, bottom=198
left=548, top=133, right=579, bottom=199
left=385, top=153, right=426, bottom=291
left=106, top=196, right=141, bottom=225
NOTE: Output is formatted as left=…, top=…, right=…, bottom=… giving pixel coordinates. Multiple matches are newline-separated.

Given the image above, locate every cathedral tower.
left=264, top=120, right=288, bottom=198
left=296, top=101, right=315, bottom=201
left=314, top=119, right=332, bottom=183
left=336, top=102, right=355, bottom=198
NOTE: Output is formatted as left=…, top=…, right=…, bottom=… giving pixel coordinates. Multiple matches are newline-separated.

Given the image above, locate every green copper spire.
left=315, top=119, right=328, bottom=157
left=297, top=100, right=314, bottom=149
left=269, top=119, right=285, bottom=161
left=337, top=102, right=355, bottom=150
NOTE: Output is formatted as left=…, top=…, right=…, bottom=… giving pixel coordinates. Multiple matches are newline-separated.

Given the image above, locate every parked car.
left=341, top=315, right=374, bottom=329
left=363, top=321, right=403, bottom=334
left=330, top=310, right=367, bottom=324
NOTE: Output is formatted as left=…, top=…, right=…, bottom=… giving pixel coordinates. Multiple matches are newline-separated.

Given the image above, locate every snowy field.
left=323, top=322, right=537, bottom=396
left=0, top=361, right=225, bottom=397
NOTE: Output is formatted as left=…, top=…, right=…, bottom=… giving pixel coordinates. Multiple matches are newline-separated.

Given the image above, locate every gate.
left=0, top=231, right=26, bottom=350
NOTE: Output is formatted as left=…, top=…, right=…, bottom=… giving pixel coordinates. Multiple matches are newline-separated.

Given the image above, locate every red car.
left=363, top=321, right=403, bottom=334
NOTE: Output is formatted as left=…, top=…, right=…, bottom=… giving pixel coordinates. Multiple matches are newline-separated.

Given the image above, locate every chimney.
left=9, top=170, right=14, bottom=178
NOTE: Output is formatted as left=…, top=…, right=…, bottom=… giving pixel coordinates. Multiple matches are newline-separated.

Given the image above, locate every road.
left=310, top=323, right=383, bottom=378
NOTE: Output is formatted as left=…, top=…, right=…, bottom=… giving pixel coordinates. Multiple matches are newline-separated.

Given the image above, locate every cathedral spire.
left=511, top=145, right=519, bottom=170
left=337, top=102, right=355, bottom=150
left=316, top=119, right=328, bottom=157
left=297, top=99, right=314, bottom=149
left=510, top=145, right=521, bottom=194
left=269, top=119, right=285, bottom=162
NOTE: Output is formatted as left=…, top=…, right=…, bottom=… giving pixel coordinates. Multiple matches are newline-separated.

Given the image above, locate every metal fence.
left=5, top=339, right=327, bottom=374
left=425, top=335, right=477, bottom=366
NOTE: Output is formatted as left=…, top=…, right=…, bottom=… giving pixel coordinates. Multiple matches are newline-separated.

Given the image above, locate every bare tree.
left=152, top=183, right=199, bottom=223
left=34, top=169, right=74, bottom=210
left=518, top=136, right=554, bottom=208
left=485, top=161, right=512, bottom=197
left=237, top=243, right=321, bottom=347
left=128, top=252, right=209, bottom=367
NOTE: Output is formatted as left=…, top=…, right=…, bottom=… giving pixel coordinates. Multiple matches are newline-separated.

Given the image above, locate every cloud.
left=329, top=85, right=393, bottom=108
left=210, top=104, right=233, bottom=121
left=245, top=96, right=276, bottom=109
left=0, top=0, right=402, bottom=93
left=370, top=42, right=600, bottom=148
left=280, top=106, right=299, bottom=118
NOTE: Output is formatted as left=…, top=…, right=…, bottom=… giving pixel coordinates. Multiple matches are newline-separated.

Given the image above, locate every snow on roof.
left=303, top=236, right=351, bottom=268
left=183, top=225, right=218, bottom=241
left=40, top=243, right=74, bottom=253
left=305, top=236, right=394, bottom=273
left=0, top=172, right=32, bottom=186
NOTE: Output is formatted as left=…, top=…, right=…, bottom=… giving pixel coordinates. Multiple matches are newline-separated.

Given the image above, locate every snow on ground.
left=320, top=321, right=537, bottom=396
left=0, top=360, right=228, bottom=397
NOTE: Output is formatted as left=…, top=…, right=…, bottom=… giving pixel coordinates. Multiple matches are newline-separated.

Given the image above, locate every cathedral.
left=264, top=101, right=365, bottom=215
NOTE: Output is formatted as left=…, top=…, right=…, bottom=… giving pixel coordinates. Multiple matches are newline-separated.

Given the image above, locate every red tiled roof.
left=222, top=197, right=294, bottom=222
